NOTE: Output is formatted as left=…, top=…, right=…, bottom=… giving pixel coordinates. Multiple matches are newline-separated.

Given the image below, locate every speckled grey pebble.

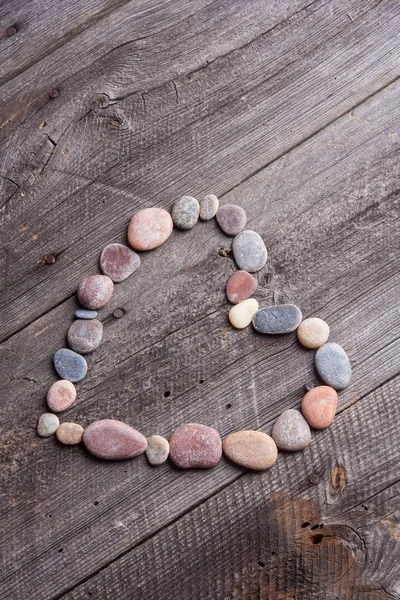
left=67, top=319, right=103, bottom=354
left=232, top=230, right=267, bottom=272
left=172, top=196, right=200, bottom=230
left=146, top=435, right=170, bottom=465
left=75, top=309, right=98, bottom=319
left=53, top=348, right=88, bottom=382
left=253, top=304, right=302, bottom=334
left=315, top=343, right=352, bottom=390
left=216, top=204, right=246, bottom=236
left=199, top=194, right=219, bottom=220
left=271, top=409, right=311, bottom=451
left=37, top=413, right=60, bottom=437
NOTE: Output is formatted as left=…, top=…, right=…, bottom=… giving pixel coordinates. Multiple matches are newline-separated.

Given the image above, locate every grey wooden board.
left=0, top=0, right=400, bottom=598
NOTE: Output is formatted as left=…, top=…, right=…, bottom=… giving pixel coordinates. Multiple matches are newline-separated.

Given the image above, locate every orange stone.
left=223, top=430, right=278, bottom=470
left=301, top=385, right=338, bottom=429
left=47, top=380, right=77, bottom=412
left=128, top=208, right=173, bottom=251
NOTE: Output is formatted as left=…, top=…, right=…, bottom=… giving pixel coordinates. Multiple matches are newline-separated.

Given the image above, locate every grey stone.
left=146, top=435, right=170, bottom=465
left=37, top=413, right=60, bottom=437
left=216, top=204, right=246, bottom=236
left=271, top=409, right=311, bottom=451
left=199, top=194, right=219, bottom=220
left=75, top=309, right=97, bottom=319
left=232, top=230, right=267, bottom=272
left=172, top=196, right=200, bottom=230
left=67, top=319, right=103, bottom=354
left=253, top=304, right=302, bottom=334
left=315, top=343, right=352, bottom=390
left=53, top=348, right=88, bottom=382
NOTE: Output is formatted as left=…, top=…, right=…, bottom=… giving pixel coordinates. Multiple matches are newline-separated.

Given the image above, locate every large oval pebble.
left=301, top=385, right=338, bottom=429
left=169, top=423, right=222, bottom=469
left=223, top=430, right=278, bottom=470
left=199, top=194, right=219, bottom=220
left=229, top=298, right=259, bottom=329
left=128, top=207, right=173, bottom=251
left=100, top=243, right=140, bottom=282
left=232, top=230, right=267, bottom=272
left=56, top=422, right=84, bottom=445
left=253, top=304, right=302, bottom=334
left=77, top=275, right=114, bottom=310
left=37, top=413, right=60, bottom=437
left=47, top=380, right=77, bottom=412
left=315, top=343, right=351, bottom=390
left=271, top=409, right=311, bottom=451
left=75, top=309, right=97, bottom=320
left=146, top=435, right=170, bottom=465
left=83, top=419, right=147, bottom=460
left=67, top=319, right=103, bottom=354
left=297, top=317, right=330, bottom=349
left=216, top=204, right=246, bottom=236
left=172, top=196, right=200, bottom=230
left=226, top=270, right=257, bottom=304
left=53, top=349, right=88, bottom=382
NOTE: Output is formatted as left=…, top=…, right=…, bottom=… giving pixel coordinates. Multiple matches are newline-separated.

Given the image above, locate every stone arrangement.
left=37, top=196, right=352, bottom=472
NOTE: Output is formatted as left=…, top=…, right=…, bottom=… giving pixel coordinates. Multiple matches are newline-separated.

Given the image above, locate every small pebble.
left=77, top=275, right=114, bottom=310
left=146, top=435, right=170, bottom=465
left=172, top=196, right=200, bottom=230
left=216, top=204, right=246, bottom=236
left=232, top=230, right=267, bottom=272
left=253, top=304, right=302, bottom=334
left=100, top=243, right=140, bottom=282
left=315, top=343, right=351, bottom=390
left=226, top=270, right=257, bottom=304
left=67, top=319, right=103, bottom=354
left=113, top=308, right=124, bottom=318
left=37, top=413, right=60, bottom=437
left=56, top=422, right=84, bottom=445
left=199, top=194, right=219, bottom=220
left=169, top=423, right=222, bottom=469
left=53, top=348, right=88, bottom=382
left=75, top=309, right=97, bottom=320
left=301, top=385, right=338, bottom=429
left=223, top=430, right=278, bottom=470
left=128, top=207, right=173, bottom=251
left=47, top=380, right=77, bottom=412
left=83, top=419, right=147, bottom=460
left=271, top=409, right=311, bottom=451
left=229, top=298, right=259, bottom=329
left=297, top=317, right=330, bottom=349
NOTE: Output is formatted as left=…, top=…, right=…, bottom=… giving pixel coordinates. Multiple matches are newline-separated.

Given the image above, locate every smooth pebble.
left=253, top=304, right=302, bottom=334
left=297, top=317, right=330, bottom=349
left=67, top=319, right=103, bottom=354
left=216, top=204, right=246, bottom=236
left=100, top=243, right=140, bottom=282
left=83, top=419, right=147, bottom=460
left=146, top=435, right=170, bottom=465
left=128, top=207, right=173, bottom=251
left=315, top=343, right=351, bottom=390
left=37, top=413, right=60, bottom=437
left=75, top=309, right=97, bottom=320
left=77, top=275, right=113, bottom=310
left=229, top=298, right=259, bottom=329
left=271, top=409, right=311, bottom=451
left=301, top=385, right=338, bottom=429
left=232, top=230, right=267, bottom=272
left=47, top=380, right=77, bottom=412
left=223, top=430, right=278, bottom=470
left=169, top=423, right=222, bottom=469
left=199, top=194, right=219, bottom=220
left=226, top=270, right=257, bottom=304
left=56, top=422, right=84, bottom=445
left=53, top=348, right=88, bottom=382
left=172, top=196, right=200, bottom=230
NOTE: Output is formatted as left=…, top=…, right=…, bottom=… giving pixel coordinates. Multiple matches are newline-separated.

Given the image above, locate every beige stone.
left=47, top=380, right=77, bottom=412
left=297, top=317, right=330, bottom=349
left=146, top=435, right=169, bottom=465
left=56, top=422, right=84, bottom=445
left=223, top=430, right=278, bottom=470
left=228, top=298, right=259, bottom=329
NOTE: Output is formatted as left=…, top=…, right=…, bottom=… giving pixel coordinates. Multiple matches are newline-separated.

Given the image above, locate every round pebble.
left=47, top=380, right=77, bottom=412
left=226, top=270, right=257, bottom=304
left=223, top=430, right=278, bottom=470
left=229, top=298, right=259, bottom=329
left=128, top=207, right=173, bottom=251
left=216, top=204, right=246, bottom=236
left=100, top=243, right=140, bottom=282
left=83, top=419, right=147, bottom=460
left=172, top=196, right=200, bottom=230
left=232, top=230, right=267, bottom=272
left=37, top=413, right=60, bottom=437
left=315, top=343, right=351, bottom=390
left=146, top=435, right=170, bottom=465
left=199, top=194, right=219, bottom=220
left=297, top=317, right=330, bottom=349
left=301, top=385, right=338, bottom=429
left=77, top=275, right=114, bottom=310
left=169, top=423, right=222, bottom=469
left=56, top=422, right=84, bottom=445
left=75, top=309, right=97, bottom=320
left=67, top=319, right=103, bottom=354
left=53, top=348, right=88, bottom=382
left=253, top=304, right=302, bottom=334
left=271, top=409, right=311, bottom=451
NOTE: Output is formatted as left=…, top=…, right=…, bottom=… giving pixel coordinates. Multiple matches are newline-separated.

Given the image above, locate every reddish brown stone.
left=169, top=423, right=222, bottom=469
left=226, top=270, right=257, bottom=304
left=100, top=243, right=140, bottom=282
left=301, top=385, right=338, bottom=429
left=216, top=204, right=246, bottom=236
left=77, top=275, right=113, bottom=310
left=83, top=419, right=147, bottom=460
left=128, top=208, right=173, bottom=251
left=47, top=380, right=77, bottom=412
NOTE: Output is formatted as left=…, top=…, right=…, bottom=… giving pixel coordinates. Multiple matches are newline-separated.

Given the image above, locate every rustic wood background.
left=1, top=0, right=400, bottom=598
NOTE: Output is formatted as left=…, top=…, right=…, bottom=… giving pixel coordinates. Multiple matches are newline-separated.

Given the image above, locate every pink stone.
left=226, top=270, right=257, bottom=304
left=77, top=275, right=114, bottom=310
left=67, top=319, right=103, bottom=354
left=216, top=204, right=247, bottom=236
left=301, top=386, right=338, bottom=429
left=83, top=419, right=147, bottom=460
left=47, top=380, right=77, bottom=412
left=128, top=208, right=173, bottom=251
left=100, top=243, right=140, bottom=282
left=169, top=423, right=222, bottom=469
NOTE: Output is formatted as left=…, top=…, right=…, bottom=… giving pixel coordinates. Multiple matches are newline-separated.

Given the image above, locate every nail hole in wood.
left=311, top=534, right=323, bottom=544
left=301, top=521, right=310, bottom=528
left=164, top=391, right=171, bottom=398
left=258, top=561, right=265, bottom=568
left=226, top=403, right=232, bottom=409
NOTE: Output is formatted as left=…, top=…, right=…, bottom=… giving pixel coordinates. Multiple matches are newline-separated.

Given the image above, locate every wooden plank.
left=1, top=76, right=399, bottom=598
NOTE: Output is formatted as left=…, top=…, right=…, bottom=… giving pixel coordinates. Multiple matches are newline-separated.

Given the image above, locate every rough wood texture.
left=0, top=0, right=399, bottom=598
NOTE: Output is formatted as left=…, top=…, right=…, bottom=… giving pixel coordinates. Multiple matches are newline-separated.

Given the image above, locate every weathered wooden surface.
left=0, top=0, right=399, bottom=598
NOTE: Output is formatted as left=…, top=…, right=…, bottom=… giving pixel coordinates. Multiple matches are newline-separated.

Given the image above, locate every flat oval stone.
left=216, top=204, right=246, bottom=236
left=169, top=423, right=222, bottom=469
left=253, top=304, right=302, bottom=334
left=232, top=230, right=267, bottom=272
left=172, top=196, right=200, bottom=230
left=128, top=207, right=173, bottom=251
left=146, top=435, right=170, bottom=465
left=315, top=343, right=351, bottom=390
left=47, top=380, right=77, bottom=412
left=53, top=348, right=88, bottom=382
left=67, top=319, right=103, bottom=354
left=271, top=409, right=311, bottom=451
left=77, top=275, right=114, bottom=310
left=56, top=422, right=84, bottom=445
left=223, top=430, right=278, bottom=470
left=75, top=309, right=97, bottom=319
left=301, top=385, right=338, bottom=429
left=199, top=194, right=219, bottom=220
left=100, top=243, right=140, bottom=282
left=37, top=413, right=60, bottom=437
left=83, top=419, right=147, bottom=460
left=229, top=298, right=259, bottom=329
left=226, top=270, right=257, bottom=304
left=298, top=317, right=330, bottom=349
